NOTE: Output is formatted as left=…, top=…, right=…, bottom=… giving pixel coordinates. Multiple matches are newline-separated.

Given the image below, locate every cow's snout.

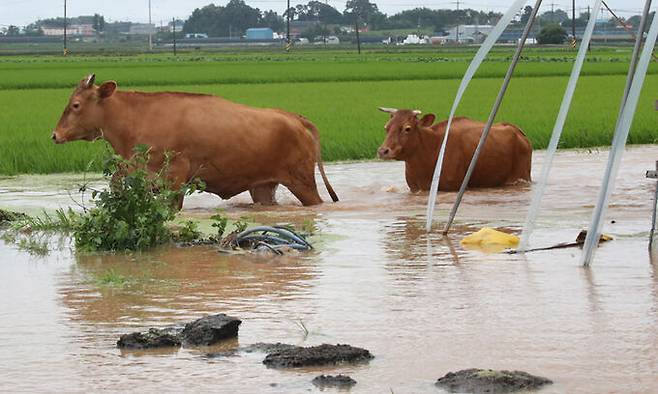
left=378, top=146, right=392, bottom=160
left=51, top=131, right=64, bottom=144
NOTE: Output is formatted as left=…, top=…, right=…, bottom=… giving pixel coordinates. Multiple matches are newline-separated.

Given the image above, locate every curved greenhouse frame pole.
left=425, top=0, right=528, bottom=232
left=518, top=0, right=603, bottom=252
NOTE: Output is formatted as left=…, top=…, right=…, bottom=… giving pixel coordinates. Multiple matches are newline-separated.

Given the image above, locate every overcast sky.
left=0, top=0, right=650, bottom=27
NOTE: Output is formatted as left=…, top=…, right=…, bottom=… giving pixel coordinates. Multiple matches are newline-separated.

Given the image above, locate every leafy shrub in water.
left=74, top=145, right=201, bottom=251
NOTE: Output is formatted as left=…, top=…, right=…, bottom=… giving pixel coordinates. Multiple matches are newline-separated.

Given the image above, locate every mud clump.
left=312, top=374, right=357, bottom=389
left=262, top=343, right=373, bottom=368
left=435, top=369, right=552, bottom=393
left=117, top=328, right=182, bottom=349
left=117, top=314, right=241, bottom=349
left=180, top=314, right=241, bottom=346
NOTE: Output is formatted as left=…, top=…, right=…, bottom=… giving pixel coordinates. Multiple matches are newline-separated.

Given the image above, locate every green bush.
left=73, top=145, right=201, bottom=251
left=538, top=24, right=567, bottom=45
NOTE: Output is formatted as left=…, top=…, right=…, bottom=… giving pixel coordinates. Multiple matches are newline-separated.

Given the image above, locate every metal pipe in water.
left=580, top=0, right=658, bottom=266
left=518, top=0, right=603, bottom=251
left=442, top=0, right=543, bottom=235
left=425, top=0, right=528, bottom=232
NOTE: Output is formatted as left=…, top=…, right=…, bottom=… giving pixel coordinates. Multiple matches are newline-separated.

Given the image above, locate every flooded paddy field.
left=1, top=146, right=657, bottom=393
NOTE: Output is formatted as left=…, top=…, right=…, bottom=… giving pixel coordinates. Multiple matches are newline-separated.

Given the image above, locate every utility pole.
left=63, top=0, right=67, bottom=55
left=572, top=0, right=576, bottom=40
left=148, top=0, right=152, bottom=51
left=355, top=14, right=361, bottom=54
left=172, top=17, right=177, bottom=56
left=286, top=0, right=291, bottom=44
left=453, top=0, right=460, bottom=44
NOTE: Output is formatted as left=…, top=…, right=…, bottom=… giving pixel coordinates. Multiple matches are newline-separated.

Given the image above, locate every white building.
left=129, top=23, right=156, bottom=35
left=444, top=25, right=494, bottom=43
left=42, top=26, right=65, bottom=36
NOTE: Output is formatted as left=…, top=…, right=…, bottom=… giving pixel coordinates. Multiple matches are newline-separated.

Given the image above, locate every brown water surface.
left=1, top=146, right=657, bottom=393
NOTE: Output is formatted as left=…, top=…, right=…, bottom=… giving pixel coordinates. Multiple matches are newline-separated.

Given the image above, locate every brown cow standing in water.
left=377, top=108, right=532, bottom=192
left=52, top=74, right=338, bottom=207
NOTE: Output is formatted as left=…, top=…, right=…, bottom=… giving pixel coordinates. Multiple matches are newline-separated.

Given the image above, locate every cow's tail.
left=296, top=115, right=339, bottom=202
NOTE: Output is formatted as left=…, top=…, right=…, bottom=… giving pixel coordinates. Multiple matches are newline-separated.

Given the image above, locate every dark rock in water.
left=118, top=314, right=241, bottom=350
left=312, top=374, right=357, bottom=389
left=0, top=209, right=27, bottom=224
left=240, top=342, right=299, bottom=354
left=180, top=314, right=241, bottom=346
left=263, top=343, right=373, bottom=368
left=435, top=369, right=552, bottom=393
left=117, top=327, right=182, bottom=349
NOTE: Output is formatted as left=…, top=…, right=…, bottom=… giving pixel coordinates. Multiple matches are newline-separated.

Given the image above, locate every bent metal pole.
left=425, top=0, right=527, bottom=232
left=442, top=0, right=543, bottom=235
left=580, top=0, right=658, bottom=266
left=518, top=0, right=603, bottom=251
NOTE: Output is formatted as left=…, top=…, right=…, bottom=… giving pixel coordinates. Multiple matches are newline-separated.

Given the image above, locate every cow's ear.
left=419, top=114, right=435, bottom=127
left=98, top=81, right=117, bottom=99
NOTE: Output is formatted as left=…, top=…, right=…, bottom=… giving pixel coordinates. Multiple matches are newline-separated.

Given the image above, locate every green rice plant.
left=95, top=268, right=131, bottom=287
left=1, top=47, right=657, bottom=175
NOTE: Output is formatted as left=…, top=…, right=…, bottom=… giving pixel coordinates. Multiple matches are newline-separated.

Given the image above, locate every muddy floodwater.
left=1, top=146, right=657, bottom=393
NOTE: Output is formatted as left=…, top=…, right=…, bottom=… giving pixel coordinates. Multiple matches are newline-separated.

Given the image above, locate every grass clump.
left=95, top=268, right=132, bottom=287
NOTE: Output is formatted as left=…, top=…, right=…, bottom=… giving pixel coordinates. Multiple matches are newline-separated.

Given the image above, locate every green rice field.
left=1, top=46, right=657, bottom=174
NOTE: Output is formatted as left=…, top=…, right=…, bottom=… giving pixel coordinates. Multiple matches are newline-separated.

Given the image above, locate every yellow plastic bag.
left=461, top=227, right=519, bottom=253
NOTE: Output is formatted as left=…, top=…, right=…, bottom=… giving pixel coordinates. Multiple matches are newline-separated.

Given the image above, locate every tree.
left=183, top=1, right=262, bottom=37
left=7, top=25, right=20, bottom=36
left=301, top=24, right=331, bottom=40
left=295, top=1, right=343, bottom=24
left=540, top=9, right=568, bottom=24
left=520, top=6, right=533, bottom=25
left=345, top=0, right=384, bottom=28
left=261, top=10, right=284, bottom=32
left=93, top=14, right=106, bottom=33
left=24, top=23, right=44, bottom=36
left=537, top=24, right=567, bottom=44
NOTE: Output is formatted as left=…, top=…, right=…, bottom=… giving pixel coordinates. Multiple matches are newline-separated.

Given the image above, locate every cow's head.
left=377, top=107, right=436, bottom=160
left=51, top=74, right=117, bottom=144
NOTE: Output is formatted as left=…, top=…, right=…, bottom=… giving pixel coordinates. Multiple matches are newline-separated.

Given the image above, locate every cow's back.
left=116, top=92, right=317, bottom=197
left=440, top=119, right=531, bottom=190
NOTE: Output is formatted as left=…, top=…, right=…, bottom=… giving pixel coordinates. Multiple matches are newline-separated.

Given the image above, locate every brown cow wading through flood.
left=52, top=74, right=338, bottom=207
left=377, top=108, right=532, bottom=192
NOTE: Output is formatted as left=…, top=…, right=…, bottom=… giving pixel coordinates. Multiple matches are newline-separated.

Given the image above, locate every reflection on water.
left=1, top=146, right=658, bottom=393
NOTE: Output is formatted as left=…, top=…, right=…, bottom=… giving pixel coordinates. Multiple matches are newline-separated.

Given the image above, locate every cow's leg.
left=249, top=182, right=279, bottom=205
left=151, top=156, right=190, bottom=211
left=283, top=169, right=323, bottom=206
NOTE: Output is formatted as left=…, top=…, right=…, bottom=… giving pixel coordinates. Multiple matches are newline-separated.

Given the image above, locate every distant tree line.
left=183, top=0, right=504, bottom=37
left=4, top=2, right=653, bottom=43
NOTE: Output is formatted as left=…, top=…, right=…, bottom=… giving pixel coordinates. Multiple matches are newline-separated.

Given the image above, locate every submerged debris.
left=435, top=369, right=552, bottom=393
left=232, top=226, right=313, bottom=255
left=117, top=314, right=241, bottom=349
left=262, top=343, right=373, bottom=368
left=312, top=374, right=357, bottom=389
left=509, top=229, right=613, bottom=254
